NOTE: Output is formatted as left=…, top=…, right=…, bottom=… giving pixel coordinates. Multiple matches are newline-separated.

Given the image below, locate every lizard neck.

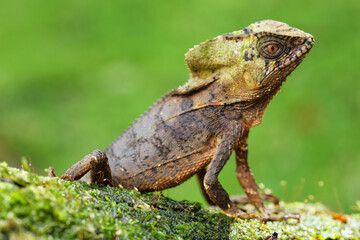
left=243, top=79, right=285, bottom=127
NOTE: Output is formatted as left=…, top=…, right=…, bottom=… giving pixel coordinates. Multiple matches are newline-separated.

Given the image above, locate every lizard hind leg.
left=60, top=149, right=113, bottom=185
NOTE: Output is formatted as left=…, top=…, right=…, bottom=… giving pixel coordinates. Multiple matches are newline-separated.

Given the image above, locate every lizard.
left=54, top=20, right=314, bottom=221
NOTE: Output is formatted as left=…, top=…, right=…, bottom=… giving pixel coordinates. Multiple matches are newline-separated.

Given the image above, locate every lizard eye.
left=262, top=41, right=284, bottom=58
left=257, top=37, right=287, bottom=59
left=265, top=44, right=279, bottom=54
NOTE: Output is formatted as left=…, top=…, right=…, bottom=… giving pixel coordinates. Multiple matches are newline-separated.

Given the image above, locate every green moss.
left=230, top=203, right=360, bottom=239
left=0, top=162, right=359, bottom=240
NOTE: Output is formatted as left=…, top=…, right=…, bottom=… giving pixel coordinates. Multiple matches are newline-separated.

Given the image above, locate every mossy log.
left=0, top=162, right=359, bottom=239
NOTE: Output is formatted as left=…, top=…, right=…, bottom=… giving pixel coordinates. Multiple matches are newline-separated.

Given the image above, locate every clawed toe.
left=268, top=213, right=300, bottom=223
left=230, top=193, right=280, bottom=206
left=226, top=206, right=300, bottom=223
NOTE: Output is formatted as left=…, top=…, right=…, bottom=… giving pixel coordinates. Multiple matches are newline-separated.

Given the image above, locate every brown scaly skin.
left=56, top=20, right=314, bottom=222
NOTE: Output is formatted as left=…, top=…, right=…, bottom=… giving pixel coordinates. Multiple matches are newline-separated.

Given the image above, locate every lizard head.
left=185, top=20, right=314, bottom=100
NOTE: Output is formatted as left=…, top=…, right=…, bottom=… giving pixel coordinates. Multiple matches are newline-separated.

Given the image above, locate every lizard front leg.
left=198, top=157, right=278, bottom=207
left=235, top=131, right=300, bottom=222
left=234, top=130, right=267, bottom=216
left=203, top=123, right=250, bottom=216
left=197, top=167, right=215, bottom=206
left=60, top=149, right=113, bottom=185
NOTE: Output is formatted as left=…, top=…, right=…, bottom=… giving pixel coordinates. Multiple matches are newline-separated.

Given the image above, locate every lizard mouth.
left=275, top=36, right=314, bottom=71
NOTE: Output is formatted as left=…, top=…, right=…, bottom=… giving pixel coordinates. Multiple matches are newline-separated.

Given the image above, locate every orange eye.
left=258, top=38, right=285, bottom=59
left=266, top=44, right=279, bottom=54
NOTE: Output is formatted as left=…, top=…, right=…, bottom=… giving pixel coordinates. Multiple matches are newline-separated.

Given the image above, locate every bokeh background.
left=0, top=0, right=359, bottom=213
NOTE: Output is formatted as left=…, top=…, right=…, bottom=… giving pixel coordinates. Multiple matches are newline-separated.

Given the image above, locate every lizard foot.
left=230, top=193, right=280, bottom=206
left=238, top=211, right=300, bottom=223
left=225, top=206, right=263, bottom=221
left=267, top=213, right=300, bottom=223
left=226, top=206, right=300, bottom=223
left=60, top=149, right=113, bottom=185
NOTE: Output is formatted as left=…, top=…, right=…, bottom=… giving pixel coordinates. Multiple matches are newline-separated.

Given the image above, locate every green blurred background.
left=0, top=0, right=359, bottom=213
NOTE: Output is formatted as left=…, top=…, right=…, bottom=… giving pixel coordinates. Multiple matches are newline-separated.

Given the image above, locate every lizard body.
left=59, top=20, right=314, bottom=221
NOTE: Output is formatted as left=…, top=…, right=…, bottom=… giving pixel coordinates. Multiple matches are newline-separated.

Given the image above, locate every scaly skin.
left=58, top=20, right=314, bottom=221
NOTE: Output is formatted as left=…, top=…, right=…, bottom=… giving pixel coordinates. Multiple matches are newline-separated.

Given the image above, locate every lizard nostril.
left=293, top=38, right=305, bottom=45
